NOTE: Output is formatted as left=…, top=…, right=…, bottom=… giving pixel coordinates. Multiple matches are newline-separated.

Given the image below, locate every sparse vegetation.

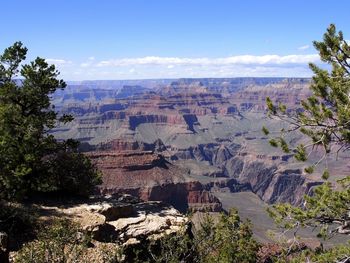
left=15, top=219, right=90, bottom=263
left=135, top=209, right=260, bottom=263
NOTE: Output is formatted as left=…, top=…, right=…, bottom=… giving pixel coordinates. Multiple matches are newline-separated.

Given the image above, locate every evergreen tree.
left=0, top=42, right=101, bottom=200
left=265, top=24, right=350, bottom=260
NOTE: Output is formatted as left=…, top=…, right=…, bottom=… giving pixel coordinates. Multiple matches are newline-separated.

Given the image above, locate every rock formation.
left=39, top=196, right=188, bottom=246
left=88, top=151, right=222, bottom=212
left=52, top=78, right=333, bottom=214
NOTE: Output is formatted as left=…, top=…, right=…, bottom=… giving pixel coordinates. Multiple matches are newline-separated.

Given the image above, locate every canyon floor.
left=215, top=191, right=348, bottom=246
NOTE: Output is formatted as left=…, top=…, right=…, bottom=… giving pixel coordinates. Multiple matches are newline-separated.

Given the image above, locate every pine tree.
left=265, top=24, right=350, bottom=260
left=0, top=42, right=101, bottom=200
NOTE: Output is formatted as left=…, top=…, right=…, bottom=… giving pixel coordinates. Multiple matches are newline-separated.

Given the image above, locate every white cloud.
left=52, top=54, right=323, bottom=80
left=46, top=58, right=72, bottom=65
left=80, top=56, right=95, bottom=68
left=96, top=54, right=319, bottom=67
left=298, top=45, right=310, bottom=50
left=59, top=63, right=316, bottom=80
left=80, top=63, right=90, bottom=68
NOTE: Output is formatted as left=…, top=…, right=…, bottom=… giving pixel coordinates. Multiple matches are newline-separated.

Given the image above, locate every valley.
left=52, top=77, right=349, bottom=241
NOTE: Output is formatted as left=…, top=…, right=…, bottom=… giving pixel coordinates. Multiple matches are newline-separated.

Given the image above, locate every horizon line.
left=65, top=76, right=312, bottom=83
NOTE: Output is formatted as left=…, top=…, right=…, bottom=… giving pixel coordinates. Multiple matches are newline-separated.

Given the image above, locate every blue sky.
left=2, top=0, right=350, bottom=80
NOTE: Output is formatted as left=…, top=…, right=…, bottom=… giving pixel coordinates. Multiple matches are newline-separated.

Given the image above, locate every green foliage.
left=145, top=209, right=260, bottom=263
left=304, top=165, right=314, bottom=174
left=266, top=97, right=277, bottom=115
left=196, top=209, right=259, bottom=263
left=258, top=242, right=350, bottom=263
left=42, top=151, right=102, bottom=196
left=278, top=102, right=287, bottom=114
left=147, top=229, right=195, bottom=263
left=15, top=217, right=124, bottom=263
left=269, top=178, right=350, bottom=239
left=15, top=219, right=91, bottom=263
left=0, top=42, right=101, bottom=200
left=266, top=24, right=350, bottom=164
left=262, top=125, right=270, bottom=136
left=285, top=242, right=350, bottom=263
left=269, top=139, right=278, bottom=147
left=321, top=168, right=330, bottom=180
left=265, top=24, right=350, bottom=260
left=279, top=138, right=290, bottom=153
left=0, top=202, right=39, bottom=251
left=268, top=138, right=290, bottom=153
left=98, top=244, right=124, bottom=263
left=294, top=144, right=307, bottom=162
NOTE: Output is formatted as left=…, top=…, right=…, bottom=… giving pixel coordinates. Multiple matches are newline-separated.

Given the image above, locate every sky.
left=2, top=0, right=350, bottom=80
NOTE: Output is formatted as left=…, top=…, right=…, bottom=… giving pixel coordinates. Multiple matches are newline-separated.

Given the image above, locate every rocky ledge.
left=40, top=195, right=188, bottom=246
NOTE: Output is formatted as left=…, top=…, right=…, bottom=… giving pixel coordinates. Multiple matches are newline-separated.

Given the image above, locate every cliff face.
left=128, top=114, right=193, bottom=130
left=88, top=151, right=222, bottom=212
left=167, top=141, right=320, bottom=205
left=52, top=78, right=328, bottom=212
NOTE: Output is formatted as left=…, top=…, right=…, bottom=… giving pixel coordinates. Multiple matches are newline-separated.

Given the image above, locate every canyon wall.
left=52, top=78, right=330, bottom=212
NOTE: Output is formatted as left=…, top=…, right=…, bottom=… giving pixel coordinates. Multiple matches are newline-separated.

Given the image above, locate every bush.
left=15, top=219, right=89, bottom=263
left=42, top=151, right=102, bottom=197
left=14, top=219, right=125, bottom=263
left=131, top=209, right=260, bottom=263
left=0, top=202, right=38, bottom=251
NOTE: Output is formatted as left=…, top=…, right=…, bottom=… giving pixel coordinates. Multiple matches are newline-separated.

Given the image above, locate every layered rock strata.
left=52, top=78, right=325, bottom=212
left=88, top=151, right=222, bottom=212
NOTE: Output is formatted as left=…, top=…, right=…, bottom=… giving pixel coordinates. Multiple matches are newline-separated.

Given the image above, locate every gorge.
left=51, top=77, right=349, bottom=240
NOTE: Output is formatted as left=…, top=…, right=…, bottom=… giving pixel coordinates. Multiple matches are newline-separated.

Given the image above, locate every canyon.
left=52, top=78, right=349, bottom=240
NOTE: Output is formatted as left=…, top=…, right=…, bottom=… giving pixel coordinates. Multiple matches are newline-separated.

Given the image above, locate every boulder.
left=46, top=199, right=188, bottom=247
left=85, top=201, right=134, bottom=221
left=109, top=202, right=187, bottom=241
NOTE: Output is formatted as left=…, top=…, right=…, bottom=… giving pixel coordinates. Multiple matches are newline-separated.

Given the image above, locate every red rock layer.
left=88, top=151, right=222, bottom=212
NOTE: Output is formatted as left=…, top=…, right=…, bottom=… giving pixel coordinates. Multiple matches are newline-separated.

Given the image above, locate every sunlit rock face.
left=88, top=151, right=222, bottom=212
